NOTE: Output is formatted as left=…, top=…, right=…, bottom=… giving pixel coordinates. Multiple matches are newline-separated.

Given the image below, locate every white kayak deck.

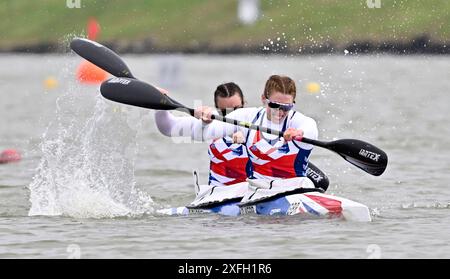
left=158, top=178, right=372, bottom=222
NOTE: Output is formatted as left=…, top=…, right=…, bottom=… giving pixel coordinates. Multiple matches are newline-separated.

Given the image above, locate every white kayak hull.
left=158, top=191, right=371, bottom=222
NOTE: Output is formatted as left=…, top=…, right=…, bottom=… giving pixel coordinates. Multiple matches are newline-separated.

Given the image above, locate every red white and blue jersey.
left=201, top=107, right=318, bottom=181
left=208, top=137, right=251, bottom=187
left=245, top=109, right=313, bottom=179
left=155, top=108, right=318, bottom=184
left=155, top=110, right=252, bottom=187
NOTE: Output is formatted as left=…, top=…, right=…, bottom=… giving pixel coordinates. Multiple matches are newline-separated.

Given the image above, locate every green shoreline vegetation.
left=1, top=0, right=449, bottom=53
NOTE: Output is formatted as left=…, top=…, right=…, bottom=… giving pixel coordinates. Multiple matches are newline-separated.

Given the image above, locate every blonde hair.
left=263, top=75, right=296, bottom=100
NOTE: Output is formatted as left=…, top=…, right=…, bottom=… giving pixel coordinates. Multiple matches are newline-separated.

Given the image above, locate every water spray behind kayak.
left=28, top=74, right=154, bottom=218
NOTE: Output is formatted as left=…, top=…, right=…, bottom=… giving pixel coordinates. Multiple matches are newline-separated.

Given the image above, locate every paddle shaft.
left=182, top=108, right=323, bottom=146
left=213, top=113, right=283, bottom=137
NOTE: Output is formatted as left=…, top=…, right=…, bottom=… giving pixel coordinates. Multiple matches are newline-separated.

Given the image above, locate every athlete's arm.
left=154, top=110, right=206, bottom=141
left=288, top=113, right=319, bottom=150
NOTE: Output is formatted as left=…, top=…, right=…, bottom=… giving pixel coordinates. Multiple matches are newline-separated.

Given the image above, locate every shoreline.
left=1, top=36, right=448, bottom=55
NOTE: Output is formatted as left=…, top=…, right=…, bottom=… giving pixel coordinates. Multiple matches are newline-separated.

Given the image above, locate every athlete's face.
left=216, top=94, right=244, bottom=115
left=262, top=91, right=294, bottom=124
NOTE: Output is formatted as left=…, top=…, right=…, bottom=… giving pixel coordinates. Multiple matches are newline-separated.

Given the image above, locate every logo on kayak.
left=108, top=78, right=131, bottom=85
left=240, top=205, right=256, bottom=214
left=306, top=168, right=323, bottom=183
left=188, top=208, right=210, bottom=214
left=269, top=208, right=282, bottom=215
left=359, top=149, right=380, bottom=162
left=287, top=202, right=302, bottom=215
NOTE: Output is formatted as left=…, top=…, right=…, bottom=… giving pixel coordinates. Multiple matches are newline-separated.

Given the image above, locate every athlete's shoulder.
left=290, top=110, right=318, bottom=127
left=292, top=111, right=318, bottom=140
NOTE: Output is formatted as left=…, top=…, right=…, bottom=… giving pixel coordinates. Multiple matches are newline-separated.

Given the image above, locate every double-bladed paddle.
left=100, top=77, right=388, bottom=176
left=70, top=37, right=388, bottom=176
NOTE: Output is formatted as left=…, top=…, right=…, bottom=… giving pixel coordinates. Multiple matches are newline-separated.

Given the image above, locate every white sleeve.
left=154, top=110, right=206, bottom=141
left=289, top=113, right=319, bottom=150
left=154, top=110, right=176, bottom=136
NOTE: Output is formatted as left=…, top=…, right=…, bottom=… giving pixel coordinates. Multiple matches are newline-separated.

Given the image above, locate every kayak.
left=158, top=193, right=371, bottom=222
left=157, top=177, right=372, bottom=222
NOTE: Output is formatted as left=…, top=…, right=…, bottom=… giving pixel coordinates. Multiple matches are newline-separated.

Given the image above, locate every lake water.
left=0, top=53, right=449, bottom=258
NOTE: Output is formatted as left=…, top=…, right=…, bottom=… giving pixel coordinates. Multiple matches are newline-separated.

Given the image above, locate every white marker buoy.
left=238, top=0, right=260, bottom=25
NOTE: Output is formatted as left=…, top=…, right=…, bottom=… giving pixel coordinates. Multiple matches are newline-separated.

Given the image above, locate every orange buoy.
left=76, top=60, right=109, bottom=84
left=0, top=149, right=21, bottom=164
left=75, top=17, right=107, bottom=84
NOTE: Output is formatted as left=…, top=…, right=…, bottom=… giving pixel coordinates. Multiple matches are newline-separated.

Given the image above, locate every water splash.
left=370, top=207, right=381, bottom=218
left=28, top=81, right=154, bottom=218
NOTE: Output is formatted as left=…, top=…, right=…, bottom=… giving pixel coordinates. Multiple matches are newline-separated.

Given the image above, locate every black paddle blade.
left=100, top=77, right=189, bottom=112
left=70, top=38, right=135, bottom=79
left=306, top=162, right=329, bottom=191
left=327, top=139, right=388, bottom=176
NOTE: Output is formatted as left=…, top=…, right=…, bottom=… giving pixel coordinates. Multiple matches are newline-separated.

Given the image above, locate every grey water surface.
left=0, top=54, right=449, bottom=258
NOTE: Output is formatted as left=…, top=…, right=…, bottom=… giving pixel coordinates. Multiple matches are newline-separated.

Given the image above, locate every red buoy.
left=87, top=18, right=100, bottom=40
left=0, top=149, right=21, bottom=164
